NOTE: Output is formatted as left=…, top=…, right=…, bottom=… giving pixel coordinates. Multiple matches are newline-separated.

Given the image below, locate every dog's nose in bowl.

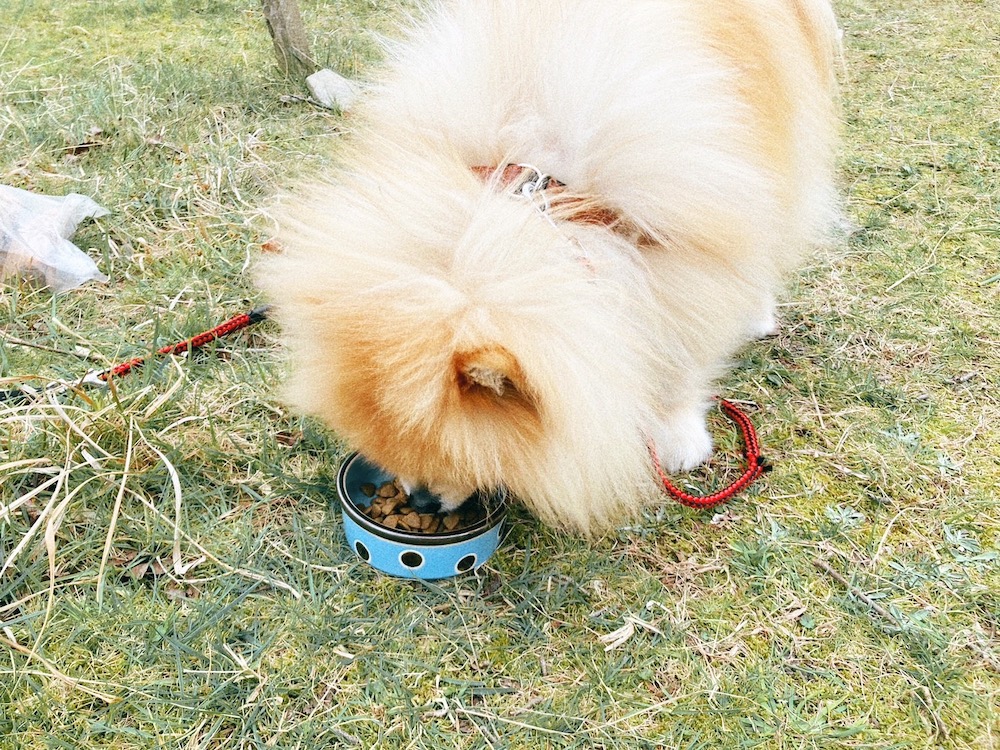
left=404, top=487, right=443, bottom=514
left=336, top=452, right=507, bottom=580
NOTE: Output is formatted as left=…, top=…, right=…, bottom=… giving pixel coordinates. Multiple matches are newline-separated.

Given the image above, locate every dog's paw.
left=399, top=477, right=466, bottom=512
left=654, top=406, right=713, bottom=472
left=748, top=301, right=779, bottom=339
left=429, top=483, right=471, bottom=512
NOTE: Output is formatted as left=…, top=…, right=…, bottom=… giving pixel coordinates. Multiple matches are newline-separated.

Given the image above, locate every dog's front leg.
left=652, top=400, right=714, bottom=473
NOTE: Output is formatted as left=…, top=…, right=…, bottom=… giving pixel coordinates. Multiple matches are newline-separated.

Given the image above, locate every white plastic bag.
left=306, top=68, right=359, bottom=111
left=0, top=184, right=110, bottom=292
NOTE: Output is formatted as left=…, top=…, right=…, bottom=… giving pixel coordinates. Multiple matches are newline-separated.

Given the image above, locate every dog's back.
left=368, top=0, right=840, bottom=262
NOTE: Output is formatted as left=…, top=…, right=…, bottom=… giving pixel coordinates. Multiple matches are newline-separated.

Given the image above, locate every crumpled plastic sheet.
left=0, top=183, right=109, bottom=293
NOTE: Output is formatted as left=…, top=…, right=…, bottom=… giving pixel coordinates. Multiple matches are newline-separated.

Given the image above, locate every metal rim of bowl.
left=337, top=452, right=506, bottom=547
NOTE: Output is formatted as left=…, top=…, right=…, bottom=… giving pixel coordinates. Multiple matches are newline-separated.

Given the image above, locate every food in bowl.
left=359, top=480, right=486, bottom=533
left=337, top=452, right=506, bottom=579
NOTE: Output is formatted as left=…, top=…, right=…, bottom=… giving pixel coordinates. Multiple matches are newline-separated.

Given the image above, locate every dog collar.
left=471, top=164, right=620, bottom=228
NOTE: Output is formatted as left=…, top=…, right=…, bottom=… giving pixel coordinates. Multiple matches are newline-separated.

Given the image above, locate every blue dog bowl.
left=336, top=452, right=506, bottom=579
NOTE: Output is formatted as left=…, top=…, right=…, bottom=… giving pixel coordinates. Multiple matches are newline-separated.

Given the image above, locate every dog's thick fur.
left=259, top=0, right=841, bottom=534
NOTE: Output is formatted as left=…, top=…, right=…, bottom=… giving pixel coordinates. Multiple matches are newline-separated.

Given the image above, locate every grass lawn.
left=1, top=0, right=998, bottom=747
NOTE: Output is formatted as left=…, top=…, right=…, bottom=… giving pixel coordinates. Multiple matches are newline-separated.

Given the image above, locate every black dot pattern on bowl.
left=400, top=551, right=424, bottom=569
left=354, top=541, right=370, bottom=561
left=456, top=554, right=477, bottom=573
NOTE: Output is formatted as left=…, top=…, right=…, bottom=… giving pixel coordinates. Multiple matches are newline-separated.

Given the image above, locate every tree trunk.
left=261, top=0, right=319, bottom=81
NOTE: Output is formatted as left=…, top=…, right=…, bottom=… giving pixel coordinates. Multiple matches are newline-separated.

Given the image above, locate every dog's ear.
left=453, top=345, right=530, bottom=401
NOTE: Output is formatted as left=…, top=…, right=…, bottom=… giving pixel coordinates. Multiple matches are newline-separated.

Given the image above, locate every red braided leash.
left=97, top=305, right=271, bottom=383
left=650, top=399, right=771, bottom=510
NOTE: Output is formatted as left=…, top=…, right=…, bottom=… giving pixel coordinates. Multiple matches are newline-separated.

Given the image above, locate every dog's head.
left=260, top=161, right=564, bottom=502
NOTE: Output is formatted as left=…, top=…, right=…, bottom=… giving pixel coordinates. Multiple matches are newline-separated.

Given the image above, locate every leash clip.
left=513, top=163, right=553, bottom=210
left=79, top=369, right=109, bottom=389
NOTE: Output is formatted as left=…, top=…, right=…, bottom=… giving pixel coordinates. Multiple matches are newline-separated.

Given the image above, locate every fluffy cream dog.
left=259, top=0, right=841, bottom=534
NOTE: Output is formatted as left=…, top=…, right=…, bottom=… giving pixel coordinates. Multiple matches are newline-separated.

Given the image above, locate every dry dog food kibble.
left=360, top=480, right=485, bottom=533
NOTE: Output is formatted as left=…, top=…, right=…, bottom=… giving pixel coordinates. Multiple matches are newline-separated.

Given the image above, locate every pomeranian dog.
left=259, top=0, right=841, bottom=534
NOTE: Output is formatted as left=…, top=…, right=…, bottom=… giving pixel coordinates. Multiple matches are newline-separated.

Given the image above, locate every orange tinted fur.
left=259, top=0, right=840, bottom=534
